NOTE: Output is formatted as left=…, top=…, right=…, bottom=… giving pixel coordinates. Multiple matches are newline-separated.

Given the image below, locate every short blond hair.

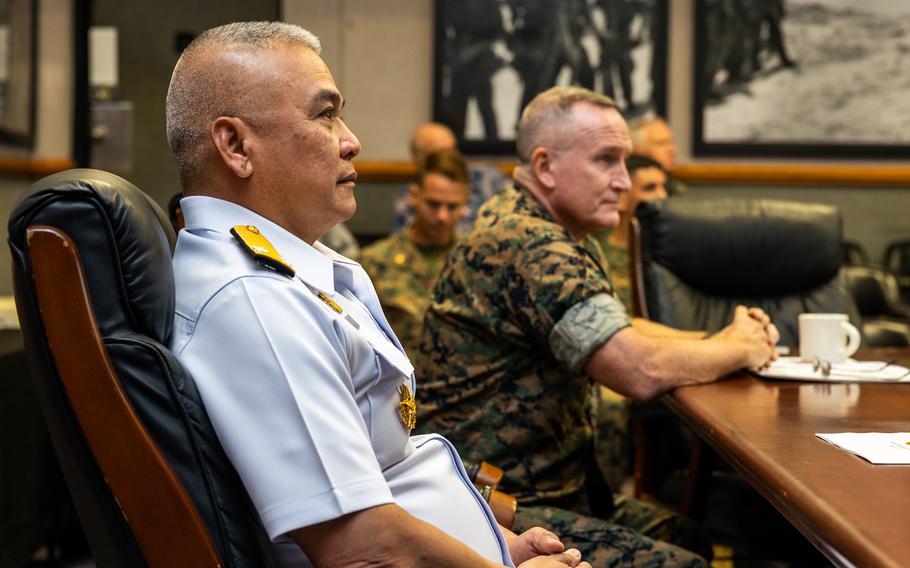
left=516, top=86, right=619, bottom=162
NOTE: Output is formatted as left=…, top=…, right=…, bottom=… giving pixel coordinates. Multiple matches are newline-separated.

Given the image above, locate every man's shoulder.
left=472, top=190, right=567, bottom=246
left=465, top=207, right=580, bottom=266
left=173, top=230, right=301, bottom=318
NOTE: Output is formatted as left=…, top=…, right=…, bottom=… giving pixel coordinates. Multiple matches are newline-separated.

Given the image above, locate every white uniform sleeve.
left=177, top=274, right=394, bottom=540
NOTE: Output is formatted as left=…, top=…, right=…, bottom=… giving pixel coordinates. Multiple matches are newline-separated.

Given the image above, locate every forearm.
left=500, top=524, right=519, bottom=552
left=631, top=317, right=705, bottom=340
left=585, top=328, right=750, bottom=400
left=290, top=503, right=502, bottom=568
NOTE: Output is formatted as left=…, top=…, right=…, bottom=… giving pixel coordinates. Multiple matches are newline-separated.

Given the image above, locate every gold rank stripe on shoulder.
left=230, top=225, right=295, bottom=278
left=317, top=292, right=343, bottom=314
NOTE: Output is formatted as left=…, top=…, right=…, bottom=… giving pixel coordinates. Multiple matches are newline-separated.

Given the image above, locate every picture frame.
left=0, top=0, right=37, bottom=147
left=433, top=0, right=668, bottom=155
left=693, top=0, right=910, bottom=158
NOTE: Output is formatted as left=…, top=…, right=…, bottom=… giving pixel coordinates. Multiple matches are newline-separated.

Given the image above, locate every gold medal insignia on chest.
left=398, top=383, right=417, bottom=431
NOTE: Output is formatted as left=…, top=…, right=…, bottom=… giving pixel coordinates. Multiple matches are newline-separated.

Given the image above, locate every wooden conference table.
left=665, top=347, right=910, bottom=568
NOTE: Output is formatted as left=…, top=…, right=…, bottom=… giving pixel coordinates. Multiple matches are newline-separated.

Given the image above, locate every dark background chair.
left=841, top=240, right=869, bottom=266
left=842, top=265, right=910, bottom=347
left=8, top=169, right=274, bottom=567
left=627, top=199, right=857, bottom=504
left=884, top=239, right=910, bottom=304
left=627, top=197, right=858, bottom=563
left=631, top=198, right=859, bottom=348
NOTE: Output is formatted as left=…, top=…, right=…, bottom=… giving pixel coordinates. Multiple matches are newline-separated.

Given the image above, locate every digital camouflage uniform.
left=416, top=184, right=707, bottom=567
left=591, top=236, right=632, bottom=312
left=360, top=229, right=456, bottom=358
left=588, top=235, right=633, bottom=490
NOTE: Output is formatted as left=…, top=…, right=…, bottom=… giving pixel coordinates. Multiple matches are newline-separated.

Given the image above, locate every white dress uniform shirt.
left=170, top=196, right=512, bottom=567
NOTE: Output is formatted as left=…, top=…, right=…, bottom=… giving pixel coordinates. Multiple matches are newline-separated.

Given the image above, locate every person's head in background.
left=168, top=192, right=185, bottom=231
left=409, top=123, right=457, bottom=165
left=408, top=149, right=469, bottom=246
left=629, top=117, right=677, bottom=171
left=610, top=154, right=668, bottom=248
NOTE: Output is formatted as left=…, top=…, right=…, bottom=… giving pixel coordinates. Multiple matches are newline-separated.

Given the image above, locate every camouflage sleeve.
left=549, top=293, right=631, bottom=373
left=383, top=306, right=421, bottom=360
left=512, top=235, right=616, bottom=344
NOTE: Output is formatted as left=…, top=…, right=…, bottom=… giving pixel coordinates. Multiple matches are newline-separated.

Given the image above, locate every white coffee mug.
left=798, top=313, right=861, bottom=364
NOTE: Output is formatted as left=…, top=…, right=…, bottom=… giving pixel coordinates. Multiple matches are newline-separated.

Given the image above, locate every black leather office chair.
left=843, top=265, right=910, bottom=319
left=631, top=198, right=859, bottom=348
left=840, top=241, right=869, bottom=266
left=8, top=169, right=275, bottom=567
left=843, top=265, right=910, bottom=347
left=884, top=239, right=910, bottom=304
left=627, top=197, right=859, bottom=512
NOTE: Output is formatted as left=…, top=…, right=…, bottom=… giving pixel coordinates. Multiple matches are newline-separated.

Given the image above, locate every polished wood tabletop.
left=665, top=348, right=910, bottom=568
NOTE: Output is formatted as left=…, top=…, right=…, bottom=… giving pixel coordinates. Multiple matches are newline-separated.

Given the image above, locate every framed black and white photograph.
left=694, top=0, right=910, bottom=158
left=0, top=0, right=37, bottom=147
left=434, top=0, right=668, bottom=154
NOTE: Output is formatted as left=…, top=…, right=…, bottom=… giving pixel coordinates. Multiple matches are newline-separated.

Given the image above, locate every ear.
left=407, top=182, right=420, bottom=206
left=530, top=147, right=557, bottom=190
left=211, top=116, right=253, bottom=179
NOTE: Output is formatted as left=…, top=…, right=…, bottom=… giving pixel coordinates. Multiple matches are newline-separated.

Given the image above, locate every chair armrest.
left=471, top=461, right=516, bottom=528
left=476, top=485, right=518, bottom=530
left=474, top=461, right=504, bottom=490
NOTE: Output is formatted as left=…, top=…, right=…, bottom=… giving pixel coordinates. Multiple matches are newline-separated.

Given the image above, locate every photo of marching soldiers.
left=700, top=0, right=910, bottom=146
left=434, top=0, right=666, bottom=148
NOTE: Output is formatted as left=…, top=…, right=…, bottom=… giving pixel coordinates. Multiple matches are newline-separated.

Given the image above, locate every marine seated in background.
left=361, top=149, right=469, bottom=357
left=628, top=117, right=687, bottom=196
left=416, top=86, right=781, bottom=567
left=593, top=155, right=668, bottom=312
left=392, top=122, right=509, bottom=233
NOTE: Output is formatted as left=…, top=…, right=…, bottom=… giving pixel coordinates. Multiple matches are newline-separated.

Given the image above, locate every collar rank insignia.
left=317, top=292, right=343, bottom=314
left=230, top=225, right=295, bottom=278
left=398, top=383, right=417, bottom=431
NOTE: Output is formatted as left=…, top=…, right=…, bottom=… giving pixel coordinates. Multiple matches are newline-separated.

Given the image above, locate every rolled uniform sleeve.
left=550, top=293, right=630, bottom=372
left=512, top=236, right=631, bottom=373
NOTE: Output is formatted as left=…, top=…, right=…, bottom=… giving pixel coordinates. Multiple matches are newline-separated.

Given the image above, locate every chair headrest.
left=636, top=198, right=841, bottom=297
left=8, top=169, right=176, bottom=344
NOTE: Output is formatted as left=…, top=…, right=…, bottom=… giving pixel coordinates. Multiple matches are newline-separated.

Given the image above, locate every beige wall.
left=286, top=0, right=435, bottom=160
left=33, top=0, right=74, bottom=161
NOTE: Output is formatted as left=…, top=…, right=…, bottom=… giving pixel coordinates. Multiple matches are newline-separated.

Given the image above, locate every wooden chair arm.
left=474, top=461, right=504, bottom=490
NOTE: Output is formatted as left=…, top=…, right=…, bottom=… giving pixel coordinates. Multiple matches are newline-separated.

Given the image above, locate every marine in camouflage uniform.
left=416, top=184, right=706, bottom=567
left=589, top=236, right=632, bottom=490
left=360, top=228, right=456, bottom=358
left=593, top=239, right=633, bottom=312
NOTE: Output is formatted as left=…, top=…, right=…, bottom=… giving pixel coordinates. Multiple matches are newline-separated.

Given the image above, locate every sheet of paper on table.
left=754, top=356, right=910, bottom=383
left=816, top=432, right=910, bottom=464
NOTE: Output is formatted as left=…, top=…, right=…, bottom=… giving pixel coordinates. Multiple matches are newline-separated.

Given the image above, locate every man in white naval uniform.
left=165, top=21, right=590, bottom=568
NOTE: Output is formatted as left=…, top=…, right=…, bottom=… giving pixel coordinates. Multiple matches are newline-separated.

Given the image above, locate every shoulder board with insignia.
left=230, top=225, right=295, bottom=278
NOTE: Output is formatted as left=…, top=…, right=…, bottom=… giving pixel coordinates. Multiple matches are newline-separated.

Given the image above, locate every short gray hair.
left=628, top=116, right=668, bottom=150
left=165, top=22, right=322, bottom=189
left=515, top=86, right=619, bottom=162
